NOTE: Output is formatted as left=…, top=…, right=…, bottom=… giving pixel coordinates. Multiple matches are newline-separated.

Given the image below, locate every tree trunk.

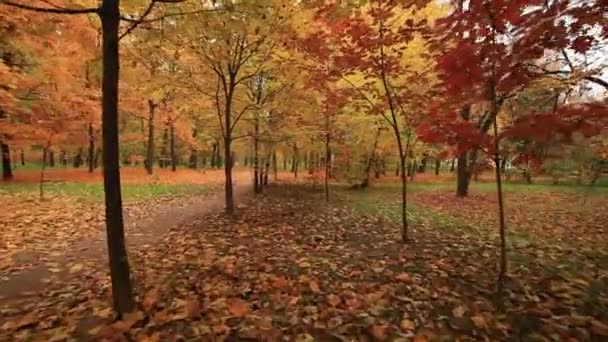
left=450, top=158, right=455, bottom=172
left=224, top=82, right=235, bottom=214
left=253, top=114, right=261, bottom=194
left=73, top=147, right=83, bottom=168
left=49, top=150, right=55, bottom=167
left=94, top=148, right=101, bottom=169
left=40, top=148, right=46, bottom=200
left=273, top=150, right=278, bottom=181
left=99, top=2, right=134, bottom=315
left=43, top=148, right=48, bottom=167
left=88, top=123, right=95, bottom=173
left=456, top=152, right=469, bottom=197
left=60, top=150, right=67, bottom=166
left=417, top=156, right=427, bottom=173
left=292, top=146, right=299, bottom=178
left=264, top=149, right=271, bottom=186
left=492, top=114, right=507, bottom=301
left=409, top=161, right=416, bottom=181
left=159, top=124, right=168, bottom=168
left=145, top=100, right=155, bottom=175
left=434, top=159, right=441, bottom=175
left=20, top=149, right=25, bottom=166
left=324, top=116, right=330, bottom=202
left=0, top=109, right=12, bottom=180
left=170, top=121, right=176, bottom=172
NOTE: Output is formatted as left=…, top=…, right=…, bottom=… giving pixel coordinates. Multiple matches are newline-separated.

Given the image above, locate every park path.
left=0, top=179, right=252, bottom=306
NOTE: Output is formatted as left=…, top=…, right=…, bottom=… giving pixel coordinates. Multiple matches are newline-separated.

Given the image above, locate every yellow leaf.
left=400, top=318, right=415, bottom=330
left=295, top=333, right=314, bottom=342
left=69, top=263, right=84, bottom=273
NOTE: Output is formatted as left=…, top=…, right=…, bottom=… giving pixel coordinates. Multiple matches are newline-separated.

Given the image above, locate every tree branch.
left=0, top=0, right=98, bottom=14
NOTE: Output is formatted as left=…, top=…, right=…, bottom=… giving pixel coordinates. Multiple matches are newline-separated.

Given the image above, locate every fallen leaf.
left=591, top=319, right=608, bottom=336
left=396, top=273, right=412, bottom=283
left=69, top=263, right=84, bottom=273
left=452, top=305, right=465, bottom=318
left=227, top=298, right=249, bottom=317
left=371, top=324, right=388, bottom=340
left=400, top=318, right=415, bottom=330
left=309, top=280, right=321, bottom=293
left=327, top=294, right=341, bottom=307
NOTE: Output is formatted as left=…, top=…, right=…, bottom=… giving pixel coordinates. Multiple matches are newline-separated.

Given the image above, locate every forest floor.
left=0, top=176, right=607, bottom=341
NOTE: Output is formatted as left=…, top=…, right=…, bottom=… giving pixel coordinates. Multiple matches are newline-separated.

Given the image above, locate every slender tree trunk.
left=292, top=146, right=299, bottom=178
left=493, top=117, right=507, bottom=301
left=49, top=150, right=55, bottom=167
left=264, top=149, right=271, bottom=186
left=434, top=159, right=441, bottom=175
left=456, top=152, right=469, bottom=197
left=20, top=149, right=25, bottom=166
left=253, top=114, right=260, bottom=194
left=456, top=105, right=471, bottom=197
left=43, top=148, right=48, bottom=167
left=224, top=84, right=235, bottom=215
left=73, top=147, right=83, bottom=168
left=189, top=127, right=198, bottom=169
left=417, top=156, right=427, bottom=173
left=409, top=161, right=416, bottom=181
left=0, top=109, right=12, bottom=180
left=40, top=148, right=46, bottom=200
left=88, top=123, right=95, bottom=173
left=272, top=150, right=277, bottom=181
left=99, top=2, right=134, bottom=315
left=1, top=141, right=12, bottom=180
left=159, top=124, right=168, bottom=168
left=324, top=115, right=330, bottom=202
left=94, top=148, right=101, bottom=169
left=145, top=100, right=155, bottom=175
left=170, top=121, right=176, bottom=172
left=210, top=143, right=217, bottom=168
left=450, top=158, right=455, bottom=172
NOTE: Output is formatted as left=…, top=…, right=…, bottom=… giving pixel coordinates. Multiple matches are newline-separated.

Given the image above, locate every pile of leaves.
left=1, top=185, right=607, bottom=341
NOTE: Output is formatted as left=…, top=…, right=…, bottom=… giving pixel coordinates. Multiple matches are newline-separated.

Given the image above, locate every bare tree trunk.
left=253, top=114, right=261, bottom=194
left=20, top=149, right=25, bottom=166
left=450, top=158, right=455, bottom=172
left=145, top=100, right=155, bottom=175
left=0, top=109, right=12, bottom=180
left=493, top=116, right=507, bottom=302
left=73, top=147, right=83, bottom=168
left=189, top=127, right=198, bottom=169
left=94, top=148, right=101, bottom=169
left=48, top=149, right=55, bottom=167
left=169, top=121, right=176, bottom=172
left=435, top=159, right=441, bottom=175
left=456, top=105, right=471, bottom=197
left=272, top=150, right=277, bottom=181
left=159, top=124, right=168, bottom=168
left=40, top=147, right=46, bottom=200
left=100, top=2, right=134, bottom=315
left=88, top=123, right=95, bottom=173
left=324, top=115, right=330, bottom=202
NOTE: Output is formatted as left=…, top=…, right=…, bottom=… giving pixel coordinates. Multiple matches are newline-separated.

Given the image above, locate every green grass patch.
left=0, top=182, right=218, bottom=203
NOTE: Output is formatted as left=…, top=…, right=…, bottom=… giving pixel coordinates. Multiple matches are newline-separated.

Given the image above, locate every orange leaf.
left=227, top=298, right=249, bottom=317
left=309, top=280, right=321, bottom=293
left=396, top=273, right=412, bottom=283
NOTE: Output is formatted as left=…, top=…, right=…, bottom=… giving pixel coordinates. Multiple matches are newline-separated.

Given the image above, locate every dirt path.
left=0, top=179, right=252, bottom=307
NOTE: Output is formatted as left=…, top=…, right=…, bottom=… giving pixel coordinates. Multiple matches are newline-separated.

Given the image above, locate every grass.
left=373, top=178, right=608, bottom=194
left=339, top=184, right=556, bottom=249
left=0, top=181, right=219, bottom=203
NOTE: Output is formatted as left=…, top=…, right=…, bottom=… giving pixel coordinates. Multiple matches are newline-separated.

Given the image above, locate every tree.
left=305, top=0, right=439, bottom=241
left=0, top=0, right=209, bottom=315
left=178, top=0, right=292, bottom=214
